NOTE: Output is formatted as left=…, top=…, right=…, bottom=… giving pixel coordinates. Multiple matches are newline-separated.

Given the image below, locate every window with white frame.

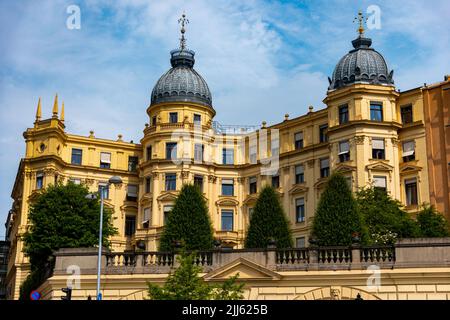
left=373, top=176, right=387, bottom=192
left=127, top=184, right=138, bottom=201
left=405, top=178, right=418, bottom=206
left=294, top=132, right=304, bottom=150
left=338, top=140, right=350, bottom=162
left=100, top=152, right=111, bottom=169
left=143, top=207, right=151, bottom=225
left=402, top=141, right=415, bottom=162
left=296, top=198, right=305, bottom=223
left=372, top=138, right=385, bottom=159
left=36, top=172, right=44, bottom=190
left=295, top=165, right=304, bottom=184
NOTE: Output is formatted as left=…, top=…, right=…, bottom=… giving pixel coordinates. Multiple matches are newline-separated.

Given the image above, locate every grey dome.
left=328, top=37, right=394, bottom=90
left=151, top=49, right=212, bottom=108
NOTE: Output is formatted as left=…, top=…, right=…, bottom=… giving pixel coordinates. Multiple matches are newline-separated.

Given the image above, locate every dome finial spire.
left=178, top=12, right=189, bottom=50
left=353, top=10, right=367, bottom=37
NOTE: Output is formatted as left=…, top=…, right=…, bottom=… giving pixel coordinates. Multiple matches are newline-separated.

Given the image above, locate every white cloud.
left=0, top=0, right=448, bottom=229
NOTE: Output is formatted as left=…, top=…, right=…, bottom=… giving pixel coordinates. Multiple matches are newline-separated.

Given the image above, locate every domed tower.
left=139, top=14, right=216, bottom=251
left=323, top=11, right=401, bottom=200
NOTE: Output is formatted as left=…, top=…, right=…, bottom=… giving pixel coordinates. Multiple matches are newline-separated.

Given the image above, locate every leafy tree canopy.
left=356, top=186, right=420, bottom=243
left=147, top=250, right=244, bottom=300
left=20, top=182, right=117, bottom=299
left=416, top=204, right=450, bottom=237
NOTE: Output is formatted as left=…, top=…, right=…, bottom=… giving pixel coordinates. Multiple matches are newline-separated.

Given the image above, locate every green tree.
left=147, top=250, right=244, bottom=300
left=245, top=185, right=293, bottom=248
left=159, top=184, right=214, bottom=252
left=20, top=182, right=117, bottom=300
left=416, top=204, right=450, bottom=237
left=356, top=186, right=420, bottom=243
left=311, top=173, right=367, bottom=246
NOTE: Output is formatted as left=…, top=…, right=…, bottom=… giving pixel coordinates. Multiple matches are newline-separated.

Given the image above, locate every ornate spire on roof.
left=52, top=93, right=59, bottom=118
left=35, top=97, right=42, bottom=122
left=178, top=12, right=189, bottom=50
left=353, top=10, right=367, bottom=37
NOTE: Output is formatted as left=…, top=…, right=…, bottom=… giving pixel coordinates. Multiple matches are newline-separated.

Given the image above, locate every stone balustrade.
left=50, top=238, right=450, bottom=277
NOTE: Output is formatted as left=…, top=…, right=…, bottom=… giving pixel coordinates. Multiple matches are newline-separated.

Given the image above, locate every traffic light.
left=61, top=287, right=72, bottom=300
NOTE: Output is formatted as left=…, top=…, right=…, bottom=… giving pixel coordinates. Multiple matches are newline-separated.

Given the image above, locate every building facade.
left=4, top=17, right=449, bottom=299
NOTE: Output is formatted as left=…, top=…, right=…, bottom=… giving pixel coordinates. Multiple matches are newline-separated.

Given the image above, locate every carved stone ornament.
left=208, top=175, right=217, bottom=183
left=353, top=135, right=365, bottom=145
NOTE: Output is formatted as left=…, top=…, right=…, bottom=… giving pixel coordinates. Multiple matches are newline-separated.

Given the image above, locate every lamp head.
left=108, top=176, right=122, bottom=185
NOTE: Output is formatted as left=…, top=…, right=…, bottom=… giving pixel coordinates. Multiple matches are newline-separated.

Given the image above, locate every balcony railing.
left=50, top=239, right=450, bottom=278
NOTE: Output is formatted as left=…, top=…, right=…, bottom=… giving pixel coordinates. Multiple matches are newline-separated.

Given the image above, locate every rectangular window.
left=163, top=205, right=174, bottom=225
left=100, top=152, right=111, bottom=169
left=320, top=158, right=330, bottom=178
left=222, top=148, right=234, bottom=165
left=372, top=138, right=385, bottom=159
left=36, top=172, right=44, bottom=190
left=296, top=198, right=305, bottom=223
left=402, top=141, right=415, bottom=162
left=127, top=184, right=138, bottom=201
left=339, top=105, right=349, bottom=124
left=145, top=177, right=151, bottom=193
left=370, top=103, right=383, bottom=121
left=249, top=145, right=257, bottom=164
left=296, top=237, right=306, bottom=248
left=143, top=207, right=151, bottom=225
left=295, top=165, right=304, bottom=184
left=169, top=112, right=178, bottom=123
left=166, top=142, right=177, bottom=160
left=165, top=173, right=176, bottom=191
left=405, top=178, right=418, bottom=206
left=221, top=179, right=234, bottom=196
left=194, top=175, right=203, bottom=192
left=146, top=145, right=152, bottom=161
left=193, top=114, right=201, bottom=125
left=338, top=141, right=350, bottom=162
left=221, top=210, right=234, bottom=231
left=71, top=148, right=82, bottom=165
left=125, top=216, right=136, bottom=236
left=128, top=156, right=138, bottom=172
left=373, top=176, right=387, bottom=192
left=152, top=116, right=157, bottom=126
left=98, top=183, right=109, bottom=199
left=271, top=175, right=280, bottom=189
left=319, top=124, right=328, bottom=143
left=249, top=176, right=257, bottom=194
left=294, top=132, right=304, bottom=150
left=401, top=105, right=413, bottom=124
left=70, top=178, right=81, bottom=185
left=194, top=144, right=204, bottom=162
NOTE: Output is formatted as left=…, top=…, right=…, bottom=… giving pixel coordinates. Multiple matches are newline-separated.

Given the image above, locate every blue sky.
left=0, top=0, right=449, bottom=235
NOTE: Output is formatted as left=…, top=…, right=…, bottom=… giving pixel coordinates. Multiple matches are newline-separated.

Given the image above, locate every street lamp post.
left=86, top=176, right=122, bottom=301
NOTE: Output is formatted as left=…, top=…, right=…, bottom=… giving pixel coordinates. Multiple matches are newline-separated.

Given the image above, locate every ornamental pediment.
left=216, top=197, right=240, bottom=207
left=335, top=164, right=356, bottom=173
left=399, top=163, right=422, bottom=174
left=203, top=257, right=281, bottom=281
left=288, top=184, right=309, bottom=195
left=156, top=191, right=178, bottom=202
left=242, top=195, right=258, bottom=206
left=365, top=161, right=393, bottom=172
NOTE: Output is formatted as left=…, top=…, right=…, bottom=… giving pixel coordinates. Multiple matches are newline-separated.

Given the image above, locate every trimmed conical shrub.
left=311, top=172, right=367, bottom=246
left=245, top=185, right=293, bottom=248
left=159, top=184, right=214, bottom=251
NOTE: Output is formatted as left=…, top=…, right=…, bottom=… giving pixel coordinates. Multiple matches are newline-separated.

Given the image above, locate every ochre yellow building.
left=4, top=18, right=449, bottom=300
